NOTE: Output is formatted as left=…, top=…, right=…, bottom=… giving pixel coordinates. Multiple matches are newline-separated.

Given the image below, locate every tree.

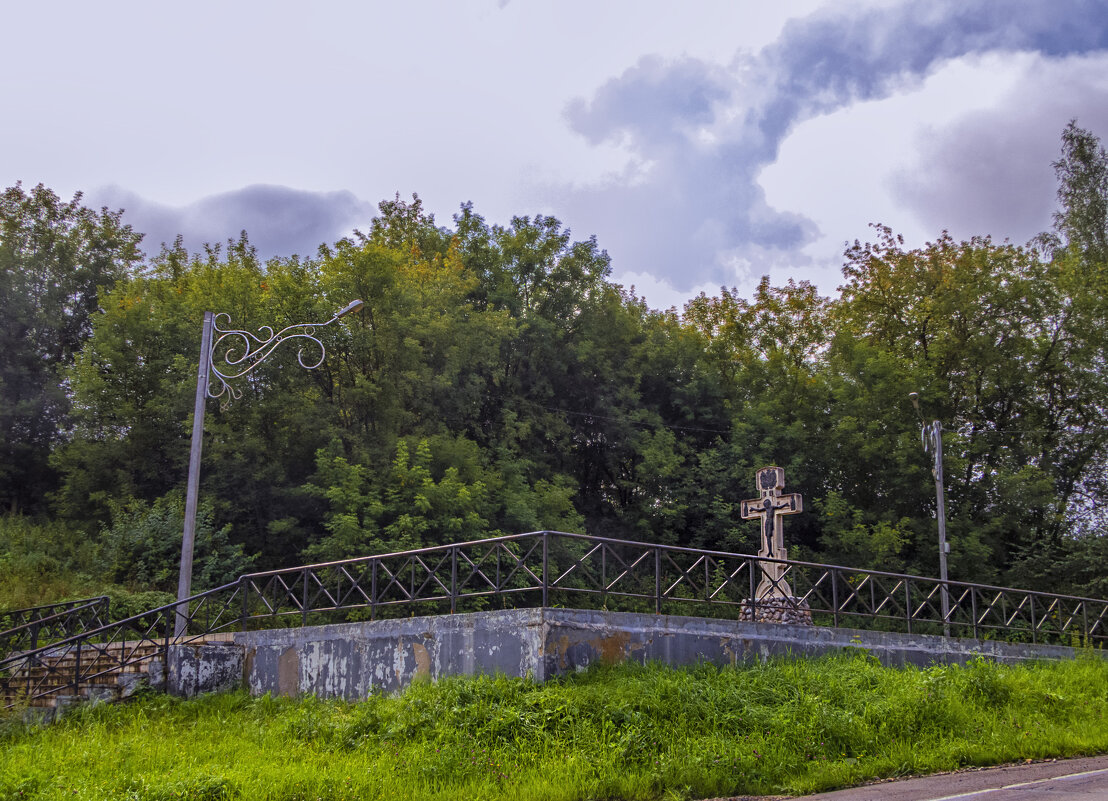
left=1033, top=121, right=1108, bottom=590
left=831, top=225, right=1108, bottom=585
left=682, top=279, right=834, bottom=555
left=1049, top=120, right=1108, bottom=266
left=0, top=183, right=142, bottom=514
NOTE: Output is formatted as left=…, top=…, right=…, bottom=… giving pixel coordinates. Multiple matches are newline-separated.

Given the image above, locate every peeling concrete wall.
left=167, top=642, right=245, bottom=698
left=171, top=608, right=1092, bottom=700
left=540, top=609, right=1082, bottom=675
left=236, top=608, right=546, bottom=699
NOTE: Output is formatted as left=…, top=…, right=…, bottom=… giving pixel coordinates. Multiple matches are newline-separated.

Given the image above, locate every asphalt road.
left=788, top=755, right=1108, bottom=800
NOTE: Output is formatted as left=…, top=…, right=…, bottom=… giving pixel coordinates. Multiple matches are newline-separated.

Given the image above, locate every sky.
left=6, top=0, right=1108, bottom=311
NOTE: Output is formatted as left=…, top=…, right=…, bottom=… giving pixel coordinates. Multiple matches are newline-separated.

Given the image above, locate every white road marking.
left=925, top=766, right=1108, bottom=800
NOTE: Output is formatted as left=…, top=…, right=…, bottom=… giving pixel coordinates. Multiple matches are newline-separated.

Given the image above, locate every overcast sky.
left=6, top=1, right=1108, bottom=310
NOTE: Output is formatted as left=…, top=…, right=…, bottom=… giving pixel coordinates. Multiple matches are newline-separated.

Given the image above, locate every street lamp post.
left=909, top=392, right=950, bottom=637
left=174, top=300, right=364, bottom=637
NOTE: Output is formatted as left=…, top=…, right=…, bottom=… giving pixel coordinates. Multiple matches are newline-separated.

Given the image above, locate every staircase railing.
left=4, top=531, right=1107, bottom=710
left=0, top=597, right=110, bottom=656
left=0, top=582, right=239, bottom=708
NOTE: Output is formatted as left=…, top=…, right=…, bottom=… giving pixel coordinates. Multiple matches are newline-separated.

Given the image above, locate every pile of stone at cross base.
left=739, top=596, right=813, bottom=625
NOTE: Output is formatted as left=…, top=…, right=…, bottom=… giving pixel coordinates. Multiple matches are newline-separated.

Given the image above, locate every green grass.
left=2, top=652, right=1108, bottom=800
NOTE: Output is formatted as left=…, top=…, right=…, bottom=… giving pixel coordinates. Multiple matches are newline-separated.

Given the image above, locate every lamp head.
left=908, top=391, right=926, bottom=425
left=335, top=299, right=365, bottom=319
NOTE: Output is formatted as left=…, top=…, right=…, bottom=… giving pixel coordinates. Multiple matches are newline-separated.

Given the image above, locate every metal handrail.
left=0, top=596, right=111, bottom=656
left=0, top=596, right=111, bottom=630
left=4, top=531, right=1106, bottom=709
left=0, top=596, right=108, bottom=622
left=0, top=580, right=240, bottom=707
left=240, top=530, right=543, bottom=578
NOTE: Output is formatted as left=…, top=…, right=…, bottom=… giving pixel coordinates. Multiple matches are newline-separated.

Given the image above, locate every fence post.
left=832, top=570, right=839, bottom=628
left=748, top=555, right=756, bottom=622
left=371, top=559, right=378, bottom=621
left=163, top=608, right=173, bottom=674
left=541, top=533, right=550, bottom=608
left=301, top=568, right=309, bottom=627
left=239, top=576, right=248, bottom=632
left=905, top=578, right=912, bottom=635
left=655, top=548, right=662, bottom=615
left=942, top=578, right=950, bottom=639
left=601, top=544, right=607, bottom=608
left=1029, top=595, right=1037, bottom=644
left=971, top=588, right=978, bottom=640
left=72, top=640, right=81, bottom=697
left=451, top=546, right=458, bottom=615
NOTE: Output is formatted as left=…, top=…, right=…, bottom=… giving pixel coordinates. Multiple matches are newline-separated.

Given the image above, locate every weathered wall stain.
left=594, top=631, right=632, bottom=664
left=553, top=634, right=570, bottom=670
left=277, top=646, right=299, bottom=697
left=412, top=642, right=431, bottom=677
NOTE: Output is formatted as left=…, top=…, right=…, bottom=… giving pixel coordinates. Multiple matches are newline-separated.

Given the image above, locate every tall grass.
left=2, top=652, right=1108, bottom=800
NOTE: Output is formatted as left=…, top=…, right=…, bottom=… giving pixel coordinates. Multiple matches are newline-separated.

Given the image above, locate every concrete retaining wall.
left=237, top=609, right=545, bottom=698
left=166, top=608, right=1091, bottom=700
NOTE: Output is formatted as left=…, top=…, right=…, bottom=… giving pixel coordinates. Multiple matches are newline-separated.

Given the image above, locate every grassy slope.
left=2, top=653, right=1107, bottom=801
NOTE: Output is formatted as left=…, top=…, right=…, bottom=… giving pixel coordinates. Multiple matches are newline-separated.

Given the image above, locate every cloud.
left=566, top=56, right=731, bottom=150
left=90, top=185, right=374, bottom=260
left=560, top=0, right=1108, bottom=291
left=892, top=54, right=1108, bottom=244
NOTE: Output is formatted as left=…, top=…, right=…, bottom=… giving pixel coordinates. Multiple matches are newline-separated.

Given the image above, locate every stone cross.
left=741, top=466, right=803, bottom=600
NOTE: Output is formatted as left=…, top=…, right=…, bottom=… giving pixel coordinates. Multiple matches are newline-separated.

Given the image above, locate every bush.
left=0, top=515, right=97, bottom=609
left=98, top=495, right=255, bottom=593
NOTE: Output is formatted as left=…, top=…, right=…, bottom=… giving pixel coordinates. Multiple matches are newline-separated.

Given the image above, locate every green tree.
left=0, top=183, right=142, bottom=514
left=683, top=278, right=833, bottom=555
left=831, top=225, right=1108, bottom=584
left=1048, top=120, right=1108, bottom=266
left=306, top=437, right=494, bottom=560
left=53, top=234, right=348, bottom=561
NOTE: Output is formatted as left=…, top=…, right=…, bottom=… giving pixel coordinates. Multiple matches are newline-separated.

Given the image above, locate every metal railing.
left=0, top=582, right=240, bottom=709
left=0, top=597, right=111, bottom=657
left=4, top=531, right=1106, bottom=709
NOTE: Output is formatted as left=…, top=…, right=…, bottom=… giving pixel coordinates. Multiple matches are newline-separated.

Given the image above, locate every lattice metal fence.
left=4, top=531, right=1107, bottom=709
left=0, top=597, right=111, bottom=656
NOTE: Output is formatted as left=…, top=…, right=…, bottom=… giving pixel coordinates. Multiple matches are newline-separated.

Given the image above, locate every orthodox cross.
left=741, top=466, right=803, bottom=599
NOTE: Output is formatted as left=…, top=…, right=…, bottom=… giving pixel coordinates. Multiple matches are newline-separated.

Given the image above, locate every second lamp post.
left=175, top=300, right=364, bottom=637
left=910, top=392, right=951, bottom=637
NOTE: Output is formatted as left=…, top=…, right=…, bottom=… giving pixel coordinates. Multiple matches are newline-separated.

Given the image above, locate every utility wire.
left=520, top=400, right=733, bottom=436
left=518, top=398, right=1095, bottom=442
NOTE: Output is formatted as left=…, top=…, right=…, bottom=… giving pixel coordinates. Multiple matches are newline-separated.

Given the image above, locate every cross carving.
left=741, top=466, right=803, bottom=599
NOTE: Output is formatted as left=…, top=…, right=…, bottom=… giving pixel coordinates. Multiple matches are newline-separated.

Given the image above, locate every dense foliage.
left=2, top=123, right=1108, bottom=606
left=4, top=654, right=1108, bottom=799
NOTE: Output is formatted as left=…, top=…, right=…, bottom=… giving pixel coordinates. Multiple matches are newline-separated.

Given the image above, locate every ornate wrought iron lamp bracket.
left=207, top=299, right=364, bottom=402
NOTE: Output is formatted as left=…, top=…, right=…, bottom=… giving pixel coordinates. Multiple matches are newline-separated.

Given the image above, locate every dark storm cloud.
left=566, top=56, right=731, bottom=149
left=91, top=185, right=374, bottom=259
left=562, top=0, right=1108, bottom=290
left=893, top=63, right=1108, bottom=243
